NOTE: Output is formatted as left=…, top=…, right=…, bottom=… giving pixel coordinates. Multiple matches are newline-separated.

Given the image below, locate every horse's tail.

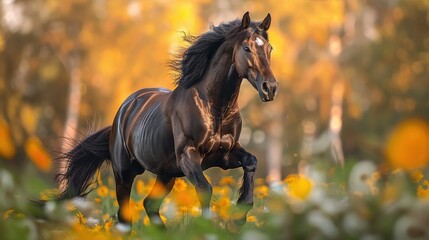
left=56, top=126, right=112, bottom=200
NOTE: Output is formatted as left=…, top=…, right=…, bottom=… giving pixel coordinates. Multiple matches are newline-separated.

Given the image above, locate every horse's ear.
left=241, top=11, right=251, bottom=29
left=259, top=13, right=271, bottom=31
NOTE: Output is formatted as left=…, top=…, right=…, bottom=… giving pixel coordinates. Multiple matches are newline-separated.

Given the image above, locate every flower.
left=411, top=170, right=424, bottom=183
left=348, top=161, right=377, bottom=195
left=3, top=209, right=15, bottom=219
left=417, top=180, right=429, bottom=199
left=285, top=174, right=313, bottom=200
left=97, top=185, right=109, bottom=198
left=385, top=119, right=429, bottom=171
left=212, top=197, right=231, bottom=219
left=76, top=212, right=86, bottom=224
left=173, top=178, right=188, bottom=192
left=173, top=188, right=198, bottom=207
left=247, top=215, right=257, bottom=223
left=219, top=176, right=235, bottom=186
left=135, top=179, right=145, bottom=195
left=39, top=188, right=59, bottom=201
left=254, top=185, right=269, bottom=199
left=394, top=215, right=429, bottom=240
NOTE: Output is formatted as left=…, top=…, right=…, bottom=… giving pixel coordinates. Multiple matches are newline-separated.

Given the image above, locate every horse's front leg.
left=179, top=145, right=212, bottom=218
left=222, top=144, right=257, bottom=231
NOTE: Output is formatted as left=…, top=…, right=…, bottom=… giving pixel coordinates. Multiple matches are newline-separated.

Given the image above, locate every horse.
left=55, top=12, right=278, bottom=231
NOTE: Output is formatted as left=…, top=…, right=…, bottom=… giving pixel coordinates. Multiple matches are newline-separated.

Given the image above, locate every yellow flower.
left=417, top=180, right=429, bottom=199
left=173, top=189, right=198, bottom=207
left=134, top=200, right=145, bottom=212
left=3, top=209, right=15, bottom=219
left=190, top=206, right=201, bottom=217
left=109, top=189, right=116, bottom=198
left=285, top=174, right=313, bottom=200
left=411, top=170, right=424, bottom=183
left=66, top=202, right=76, bottom=212
left=39, top=188, right=59, bottom=201
left=104, top=219, right=114, bottom=232
left=219, top=176, right=235, bottom=186
left=213, top=186, right=230, bottom=198
left=367, top=171, right=380, bottom=195
left=255, top=178, right=265, bottom=186
left=97, top=185, right=109, bottom=197
left=143, top=215, right=150, bottom=226
left=385, top=119, right=429, bottom=171
left=136, top=179, right=145, bottom=195
left=173, top=178, right=188, bottom=192
left=76, top=212, right=86, bottom=224
left=254, top=185, right=269, bottom=199
left=212, top=197, right=231, bottom=219
left=102, top=214, right=110, bottom=220
left=247, top=215, right=257, bottom=223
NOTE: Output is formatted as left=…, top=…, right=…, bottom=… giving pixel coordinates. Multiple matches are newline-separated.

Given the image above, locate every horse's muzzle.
left=259, top=80, right=278, bottom=102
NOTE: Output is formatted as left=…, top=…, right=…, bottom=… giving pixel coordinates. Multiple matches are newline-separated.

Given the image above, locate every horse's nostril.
left=272, top=84, right=278, bottom=96
left=262, top=82, right=269, bottom=94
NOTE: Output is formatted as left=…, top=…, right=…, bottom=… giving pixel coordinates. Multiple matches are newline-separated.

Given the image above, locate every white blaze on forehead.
left=255, top=37, right=264, bottom=46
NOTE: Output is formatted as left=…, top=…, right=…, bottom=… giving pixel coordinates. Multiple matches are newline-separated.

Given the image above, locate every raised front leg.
left=178, top=146, right=213, bottom=218
left=222, top=144, right=257, bottom=231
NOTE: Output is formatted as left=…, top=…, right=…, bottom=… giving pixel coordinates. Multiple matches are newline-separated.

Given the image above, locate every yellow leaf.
left=25, top=136, right=52, bottom=171
left=20, top=105, right=39, bottom=134
left=0, top=119, right=15, bottom=159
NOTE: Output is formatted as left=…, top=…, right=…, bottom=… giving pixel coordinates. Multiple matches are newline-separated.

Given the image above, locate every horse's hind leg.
left=114, top=168, right=141, bottom=229
left=143, top=175, right=175, bottom=227
left=113, top=157, right=144, bottom=229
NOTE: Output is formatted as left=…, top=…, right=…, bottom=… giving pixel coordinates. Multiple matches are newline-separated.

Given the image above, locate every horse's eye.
left=243, top=46, right=251, bottom=53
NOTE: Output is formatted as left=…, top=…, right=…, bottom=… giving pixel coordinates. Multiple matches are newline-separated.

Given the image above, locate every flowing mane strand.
left=170, top=19, right=268, bottom=88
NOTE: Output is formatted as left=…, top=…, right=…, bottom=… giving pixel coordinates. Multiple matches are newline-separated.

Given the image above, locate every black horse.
left=56, top=12, right=278, bottom=230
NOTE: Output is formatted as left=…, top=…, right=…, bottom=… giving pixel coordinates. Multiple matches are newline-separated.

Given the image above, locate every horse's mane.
left=171, top=19, right=268, bottom=88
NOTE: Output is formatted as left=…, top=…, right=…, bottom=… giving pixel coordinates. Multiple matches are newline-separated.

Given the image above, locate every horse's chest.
left=201, top=133, right=235, bottom=154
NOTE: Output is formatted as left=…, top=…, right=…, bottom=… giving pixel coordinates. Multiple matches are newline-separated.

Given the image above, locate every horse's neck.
left=197, top=49, right=242, bottom=116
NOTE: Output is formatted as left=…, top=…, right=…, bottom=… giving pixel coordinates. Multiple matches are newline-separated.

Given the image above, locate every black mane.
left=171, top=19, right=268, bottom=88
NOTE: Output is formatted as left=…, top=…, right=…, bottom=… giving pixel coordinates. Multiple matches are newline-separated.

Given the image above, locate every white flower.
left=307, top=210, right=339, bottom=239
left=342, top=212, right=368, bottom=235
left=348, top=160, right=377, bottom=194
left=394, top=215, right=429, bottom=240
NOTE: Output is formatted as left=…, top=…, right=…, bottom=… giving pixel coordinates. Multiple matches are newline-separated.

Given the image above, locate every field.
left=1, top=157, right=429, bottom=239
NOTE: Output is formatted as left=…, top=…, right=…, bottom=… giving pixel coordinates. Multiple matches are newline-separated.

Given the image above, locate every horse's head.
left=234, top=12, right=279, bottom=102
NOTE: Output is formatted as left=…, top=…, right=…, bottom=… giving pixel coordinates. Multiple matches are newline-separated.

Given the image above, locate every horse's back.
left=110, top=88, right=178, bottom=174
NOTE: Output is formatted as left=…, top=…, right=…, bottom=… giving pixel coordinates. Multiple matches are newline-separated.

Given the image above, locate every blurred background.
left=0, top=0, right=428, bottom=189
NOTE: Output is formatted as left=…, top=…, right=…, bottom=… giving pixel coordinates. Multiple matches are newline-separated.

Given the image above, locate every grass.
left=1, top=159, right=429, bottom=239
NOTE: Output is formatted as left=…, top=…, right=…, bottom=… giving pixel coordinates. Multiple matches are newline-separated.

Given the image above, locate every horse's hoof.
left=202, top=208, right=212, bottom=219
left=115, top=222, right=132, bottom=233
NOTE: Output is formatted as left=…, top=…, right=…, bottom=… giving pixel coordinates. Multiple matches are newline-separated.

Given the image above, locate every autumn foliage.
left=1, top=0, right=429, bottom=239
